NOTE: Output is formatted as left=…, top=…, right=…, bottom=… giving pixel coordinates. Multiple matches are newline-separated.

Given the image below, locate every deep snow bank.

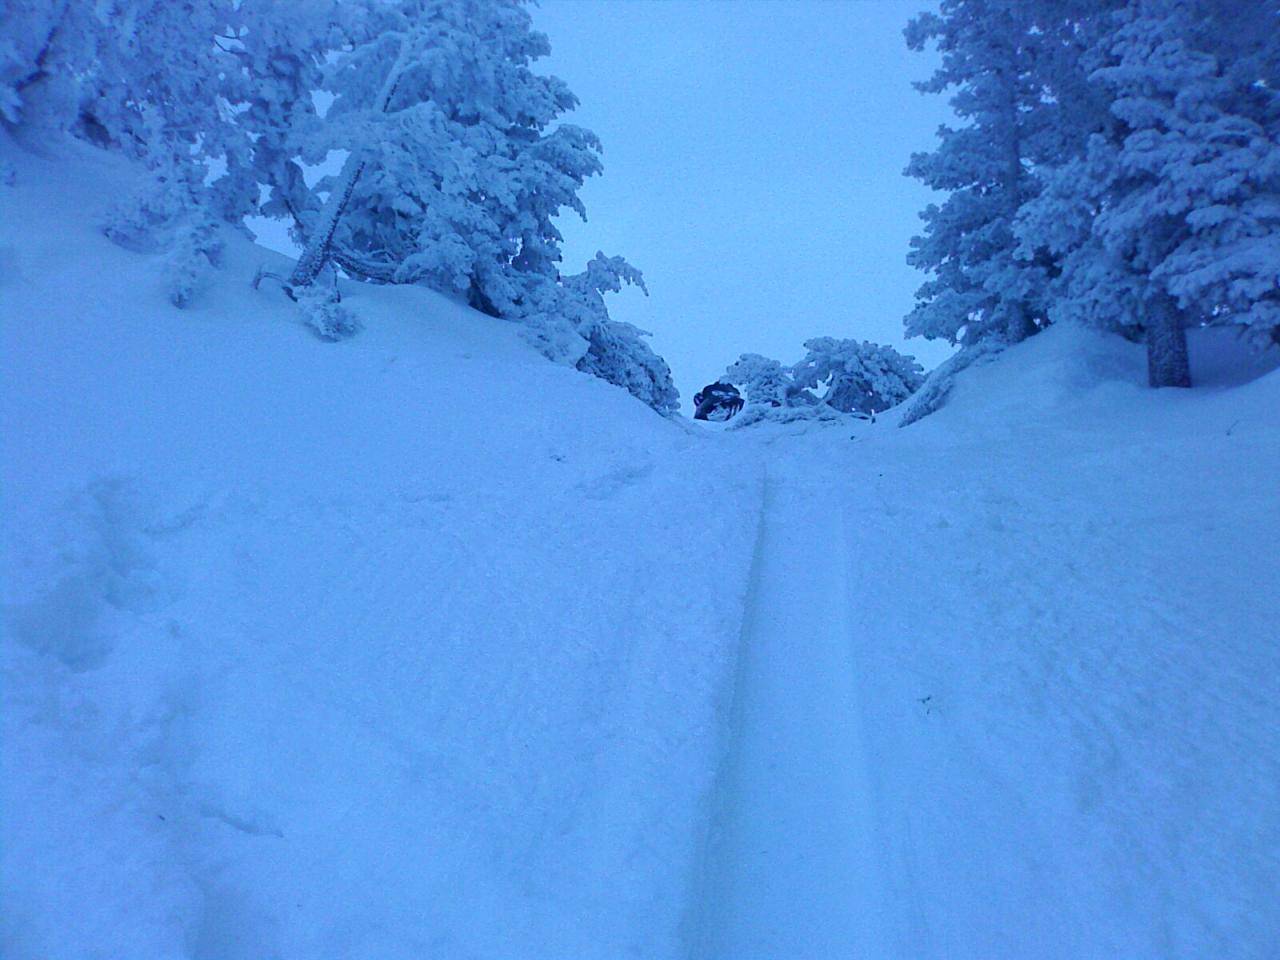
left=780, top=324, right=1280, bottom=958
left=0, top=136, right=761, bottom=959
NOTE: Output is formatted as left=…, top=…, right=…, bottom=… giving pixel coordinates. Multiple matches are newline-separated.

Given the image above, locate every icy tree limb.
left=288, top=31, right=418, bottom=289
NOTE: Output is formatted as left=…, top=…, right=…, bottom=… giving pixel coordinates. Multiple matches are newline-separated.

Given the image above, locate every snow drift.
left=0, top=135, right=761, bottom=959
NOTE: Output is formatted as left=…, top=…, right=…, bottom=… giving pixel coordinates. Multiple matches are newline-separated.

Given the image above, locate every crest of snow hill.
left=2, top=0, right=1277, bottom=418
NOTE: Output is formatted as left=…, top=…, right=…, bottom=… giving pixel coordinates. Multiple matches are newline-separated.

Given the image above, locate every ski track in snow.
left=691, top=464, right=886, bottom=959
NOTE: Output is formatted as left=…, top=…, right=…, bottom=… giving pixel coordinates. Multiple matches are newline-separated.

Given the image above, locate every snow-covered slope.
left=5, top=134, right=1279, bottom=960
left=0, top=136, right=762, bottom=959
left=694, top=325, right=1280, bottom=959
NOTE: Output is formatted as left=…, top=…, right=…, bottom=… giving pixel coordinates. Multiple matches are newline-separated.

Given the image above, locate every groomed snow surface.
left=4, top=136, right=1279, bottom=959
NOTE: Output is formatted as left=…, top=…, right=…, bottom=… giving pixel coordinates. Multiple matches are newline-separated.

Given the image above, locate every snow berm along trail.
left=3, top=134, right=1280, bottom=959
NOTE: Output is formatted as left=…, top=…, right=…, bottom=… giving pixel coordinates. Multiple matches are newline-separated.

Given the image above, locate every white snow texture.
left=4, top=135, right=1280, bottom=959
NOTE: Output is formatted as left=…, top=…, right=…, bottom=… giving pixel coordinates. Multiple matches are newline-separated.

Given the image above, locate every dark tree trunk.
left=1146, top=292, right=1191, bottom=388
left=1005, top=302, right=1036, bottom=344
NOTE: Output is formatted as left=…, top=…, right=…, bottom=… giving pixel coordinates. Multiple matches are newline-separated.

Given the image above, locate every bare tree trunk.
left=1146, top=291, right=1191, bottom=388
left=288, top=32, right=417, bottom=289
left=288, top=150, right=367, bottom=287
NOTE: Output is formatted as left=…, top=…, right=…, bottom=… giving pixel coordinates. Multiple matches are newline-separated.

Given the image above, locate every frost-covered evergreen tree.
left=1017, top=0, right=1280, bottom=385
left=1, top=0, right=675, bottom=398
left=213, top=0, right=347, bottom=229
left=1, top=1, right=101, bottom=131
left=273, top=0, right=672, bottom=406
left=559, top=255, right=679, bottom=416
left=95, top=0, right=248, bottom=305
left=1134, top=0, right=1280, bottom=353
left=903, top=0, right=1063, bottom=348
left=911, top=0, right=1279, bottom=388
left=792, top=338, right=925, bottom=415
left=286, top=0, right=602, bottom=312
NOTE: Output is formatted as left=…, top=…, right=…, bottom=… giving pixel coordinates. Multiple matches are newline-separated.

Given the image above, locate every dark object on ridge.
left=693, top=382, right=745, bottom=421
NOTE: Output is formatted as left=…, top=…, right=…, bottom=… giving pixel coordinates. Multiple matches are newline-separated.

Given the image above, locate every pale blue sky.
left=532, top=0, right=955, bottom=406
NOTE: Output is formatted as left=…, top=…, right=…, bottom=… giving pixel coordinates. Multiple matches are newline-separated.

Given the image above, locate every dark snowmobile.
left=693, top=382, right=745, bottom=421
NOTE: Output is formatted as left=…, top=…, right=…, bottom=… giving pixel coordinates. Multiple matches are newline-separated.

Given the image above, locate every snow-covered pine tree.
left=285, top=8, right=421, bottom=289
left=270, top=0, right=675, bottom=404
left=213, top=0, right=347, bottom=230
left=285, top=0, right=603, bottom=314
left=1, top=1, right=336, bottom=277
left=1017, top=0, right=1280, bottom=386
left=2, top=2, right=246, bottom=169
left=98, top=1, right=254, bottom=305
left=558, top=254, right=679, bottom=416
left=1142, top=0, right=1280, bottom=353
left=0, top=1, right=99, bottom=131
left=903, top=0, right=1060, bottom=349
left=791, top=338, right=925, bottom=415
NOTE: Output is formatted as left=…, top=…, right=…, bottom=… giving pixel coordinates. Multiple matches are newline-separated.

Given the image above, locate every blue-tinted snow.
left=3, top=134, right=1279, bottom=959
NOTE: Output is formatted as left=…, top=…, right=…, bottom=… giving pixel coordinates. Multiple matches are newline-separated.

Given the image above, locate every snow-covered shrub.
left=722, top=337, right=925, bottom=428
left=720, top=351, right=831, bottom=427
left=521, top=253, right=678, bottom=416
left=294, top=284, right=361, bottom=342
left=103, top=166, right=224, bottom=308
left=728, top=401, right=842, bottom=430
left=163, top=213, right=223, bottom=308
left=723, top=354, right=795, bottom=407
left=792, top=338, right=925, bottom=415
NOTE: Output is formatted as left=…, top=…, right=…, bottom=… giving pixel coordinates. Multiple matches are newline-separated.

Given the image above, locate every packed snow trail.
left=691, top=464, right=886, bottom=959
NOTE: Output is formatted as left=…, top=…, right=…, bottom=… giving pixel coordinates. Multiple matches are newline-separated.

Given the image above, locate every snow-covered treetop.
left=792, top=337, right=925, bottom=414
left=720, top=337, right=925, bottom=425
